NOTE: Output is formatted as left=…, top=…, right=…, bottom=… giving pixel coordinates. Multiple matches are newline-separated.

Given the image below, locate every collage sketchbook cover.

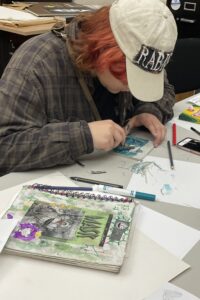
left=2, top=186, right=137, bottom=273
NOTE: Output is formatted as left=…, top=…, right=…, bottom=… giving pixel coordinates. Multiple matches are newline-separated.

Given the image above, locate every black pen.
left=190, top=127, right=200, bottom=136
left=167, top=140, right=174, bottom=170
left=70, top=177, right=123, bottom=189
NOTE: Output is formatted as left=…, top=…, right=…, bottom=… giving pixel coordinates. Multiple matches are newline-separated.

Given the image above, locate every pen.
left=94, top=185, right=156, bottom=201
left=167, top=140, right=174, bottom=170
left=70, top=177, right=123, bottom=189
left=172, top=123, right=177, bottom=145
left=75, top=160, right=85, bottom=167
left=190, top=127, right=200, bottom=136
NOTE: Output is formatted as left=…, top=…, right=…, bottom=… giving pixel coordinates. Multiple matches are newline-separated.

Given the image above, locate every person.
left=0, top=0, right=177, bottom=176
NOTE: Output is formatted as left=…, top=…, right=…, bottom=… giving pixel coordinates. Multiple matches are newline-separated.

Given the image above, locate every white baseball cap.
left=109, top=0, right=177, bottom=102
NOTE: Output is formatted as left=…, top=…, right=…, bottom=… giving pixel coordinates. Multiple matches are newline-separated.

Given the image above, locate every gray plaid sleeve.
left=0, top=66, right=93, bottom=175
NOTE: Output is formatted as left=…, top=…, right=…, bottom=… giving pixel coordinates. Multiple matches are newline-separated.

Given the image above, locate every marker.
left=172, top=123, right=177, bottom=145
left=167, top=140, right=174, bottom=170
left=70, top=177, right=123, bottom=189
left=190, top=126, right=200, bottom=136
left=32, top=184, right=156, bottom=201
left=93, top=185, right=156, bottom=201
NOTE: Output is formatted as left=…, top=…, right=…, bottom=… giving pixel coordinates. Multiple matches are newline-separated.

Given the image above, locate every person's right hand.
left=88, top=120, right=126, bottom=151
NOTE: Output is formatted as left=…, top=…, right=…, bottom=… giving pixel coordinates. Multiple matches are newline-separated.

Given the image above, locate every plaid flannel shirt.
left=0, top=31, right=175, bottom=175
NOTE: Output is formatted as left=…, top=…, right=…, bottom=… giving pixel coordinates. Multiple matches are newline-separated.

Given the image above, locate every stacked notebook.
left=25, top=2, right=100, bottom=18
left=3, top=185, right=138, bottom=273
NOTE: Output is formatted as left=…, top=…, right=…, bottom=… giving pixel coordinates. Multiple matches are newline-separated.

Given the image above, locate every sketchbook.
left=25, top=2, right=99, bottom=18
left=113, top=131, right=154, bottom=160
left=2, top=186, right=138, bottom=273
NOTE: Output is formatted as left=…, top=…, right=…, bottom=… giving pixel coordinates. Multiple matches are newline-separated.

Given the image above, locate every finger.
left=114, top=124, right=126, bottom=143
left=160, top=126, right=167, bottom=143
left=153, top=133, right=161, bottom=147
left=113, top=129, right=126, bottom=148
left=124, top=122, right=131, bottom=135
left=153, top=126, right=166, bottom=147
left=124, top=117, right=138, bottom=134
left=145, top=122, right=160, bottom=147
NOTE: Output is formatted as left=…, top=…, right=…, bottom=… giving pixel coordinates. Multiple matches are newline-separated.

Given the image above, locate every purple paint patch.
left=13, top=223, right=40, bottom=241
left=7, top=213, right=13, bottom=219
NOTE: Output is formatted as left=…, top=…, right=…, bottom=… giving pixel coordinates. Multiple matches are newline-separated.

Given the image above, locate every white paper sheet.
left=0, top=172, right=189, bottom=300
left=0, top=6, right=39, bottom=20
left=169, top=117, right=200, bottom=131
left=127, top=156, right=200, bottom=208
left=136, top=206, right=200, bottom=259
left=0, top=219, right=19, bottom=252
left=144, top=282, right=200, bottom=300
left=185, top=93, right=200, bottom=107
left=0, top=229, right=189, bottom=300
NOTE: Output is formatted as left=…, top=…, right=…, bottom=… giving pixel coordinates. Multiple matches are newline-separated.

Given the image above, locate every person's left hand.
left=124, top=113, right=166, bottom=147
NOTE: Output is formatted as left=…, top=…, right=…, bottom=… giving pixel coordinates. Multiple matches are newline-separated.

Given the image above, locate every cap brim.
left=126, top=57, right=164, bottom=102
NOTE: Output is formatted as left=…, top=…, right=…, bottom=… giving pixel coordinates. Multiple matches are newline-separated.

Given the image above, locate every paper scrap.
left=0, top=219, right=19, bottom=252
left=144, top=282, right=200, bottom=300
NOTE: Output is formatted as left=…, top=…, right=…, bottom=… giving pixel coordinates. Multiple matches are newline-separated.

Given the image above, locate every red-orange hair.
left=72, top=7, right=127, bottom=83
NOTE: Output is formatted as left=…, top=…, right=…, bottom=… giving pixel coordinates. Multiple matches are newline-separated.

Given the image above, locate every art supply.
left=94, top=185, right=156, bottom=201
left=113, top=134, right=154, bottom=160
left=33, top=185, right=93, bottom=191
left=2, top=186, right=137, bottom=273
left=90, top=170, right=107, bottom=174
left=31, top=184, right=132, bottom=202
left=178, top=105, right=200, bottom=124
left=70, top=177, right=123, bottom=189
left=190, top=126, right=200, bottom=136
left=75, top=160, right=85, bottom=167
left=167, top=140, right=174, bottom=170
left=33, top=184, right=156, bottom=201
left=172, top=123, right=177, bottom=145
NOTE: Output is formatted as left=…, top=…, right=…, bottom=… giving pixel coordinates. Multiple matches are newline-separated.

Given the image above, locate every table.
left=0, top=98, right=199, bottom=299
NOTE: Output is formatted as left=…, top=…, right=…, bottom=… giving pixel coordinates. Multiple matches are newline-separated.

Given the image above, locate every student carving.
left=0, top=0, right=177, bottom=175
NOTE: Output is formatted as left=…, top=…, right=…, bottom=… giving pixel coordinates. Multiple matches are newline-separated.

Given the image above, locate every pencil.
left=190, top=127, right=200, bottom=136
left=167, top=140, right=174, bottom=170
left=70, top=176, right=123, bottom=189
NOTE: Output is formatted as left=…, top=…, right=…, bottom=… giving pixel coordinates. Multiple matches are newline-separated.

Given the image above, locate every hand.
left=125, top=113, right=166, bottom=147
left=88, top=120, right=126, bottom=151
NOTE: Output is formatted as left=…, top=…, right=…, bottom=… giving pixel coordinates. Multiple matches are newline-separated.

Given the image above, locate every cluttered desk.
left=0, top=95, right=199, bottom=300
left=0, top=2, right=98, bottom=35
left=0, top=4, right=60, bottom=76
left=0, top=2, right=99, bottom=75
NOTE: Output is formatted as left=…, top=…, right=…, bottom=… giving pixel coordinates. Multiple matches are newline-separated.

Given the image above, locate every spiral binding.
left=27, top=184, right=132, bottom=203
